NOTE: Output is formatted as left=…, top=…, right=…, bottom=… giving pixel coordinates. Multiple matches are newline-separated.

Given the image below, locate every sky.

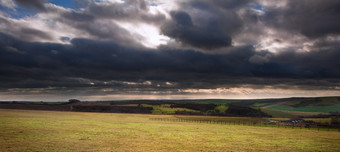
left=0, top=0, right=340, bottom=101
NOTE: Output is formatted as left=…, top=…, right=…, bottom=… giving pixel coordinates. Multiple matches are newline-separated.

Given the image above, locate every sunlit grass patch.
left=141, top=104, right=200, bottom=114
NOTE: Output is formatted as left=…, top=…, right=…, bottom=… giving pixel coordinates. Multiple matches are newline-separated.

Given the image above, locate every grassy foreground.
left=1, top=109, right=340, bottom=152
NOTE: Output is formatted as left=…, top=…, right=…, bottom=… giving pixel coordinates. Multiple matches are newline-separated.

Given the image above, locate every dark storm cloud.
left=160, top=0, right=247, bottom=49
left=161, top=11, right=232, bottom=49
left=14, top=0, right=46, bottom=11
left=189, top=0, right=251, bottom=10
left=272, top=43, right=340, bottom=78
left=1, top=0, right=340, bottom=99
left=1, top=32, right=340, bottom=92
left=264, top=0, right=340, bottom=38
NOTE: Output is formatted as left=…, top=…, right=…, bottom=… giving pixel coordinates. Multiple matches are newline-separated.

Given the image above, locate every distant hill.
left=1, top=96, right=340, bottom=118
left=106, top=96, right=340, bottom=117
left=189, top=97, right=340, bottom=117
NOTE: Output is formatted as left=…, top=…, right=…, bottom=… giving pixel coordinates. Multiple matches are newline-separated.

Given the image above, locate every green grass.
left=260, top=97, right=340, bottom=117
left=280, top=98, right=340, bottom=107
left=320, top=97, right=340, bottom=105
left=141, top=104, right=200, bottom=114
left=1, top=109, right=340, bottom=152
left=252, top=102, right=272, bottom=107
left=261, top=108, right=327, bottom=118
left=266, top=105, right=340, bottom=113
left=214, top=104, right=228, bottom=113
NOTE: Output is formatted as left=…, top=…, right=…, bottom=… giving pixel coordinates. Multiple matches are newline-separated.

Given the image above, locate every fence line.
left=149, top=118, right=340, bottom=132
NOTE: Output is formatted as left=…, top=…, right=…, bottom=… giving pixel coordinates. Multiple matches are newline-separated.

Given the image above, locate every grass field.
left=261, top=108, right=328, bottom=118
left=141, top=104, right=200, bottom=114
left=265, top=105, right=340, bottom=113
left=1, top=109, right=340, bottom=152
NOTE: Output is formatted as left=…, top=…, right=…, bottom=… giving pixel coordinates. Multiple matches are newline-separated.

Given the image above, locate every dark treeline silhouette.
left=71, top=105, right=153, bottom=113
left=224, top=105, right=271, bottom=117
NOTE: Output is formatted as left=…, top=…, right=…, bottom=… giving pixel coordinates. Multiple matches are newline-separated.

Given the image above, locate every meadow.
left=1, top=109, right=340, bottom=152
left=265, top=105, right=340, bottom=113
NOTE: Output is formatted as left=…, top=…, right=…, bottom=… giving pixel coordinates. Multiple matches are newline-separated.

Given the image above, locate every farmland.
left=1, top=96, right=340, bottom=118
left=1, top=109, right=340, bottom=152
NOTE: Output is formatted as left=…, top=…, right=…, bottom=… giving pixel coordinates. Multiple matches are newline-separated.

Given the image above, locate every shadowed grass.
left=1, top=109, right=340, bottom=152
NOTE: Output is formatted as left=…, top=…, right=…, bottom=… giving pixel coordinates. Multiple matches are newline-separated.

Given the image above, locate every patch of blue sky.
left=251, top=3, right=265, bottom=11
left=48, top=0, right=76, bottom=9
left=150, top=3, right=157, bottom=7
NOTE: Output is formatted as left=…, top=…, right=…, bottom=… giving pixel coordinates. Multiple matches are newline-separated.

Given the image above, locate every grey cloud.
left=2, top=0, right=162, bottom=48
left=37, top=4, right=142, bottom=47
left=264, top=0, right=340, bottom=38
left=160, top=0, right=247, bottom=49
left=189, top=0, right=251, bottom=10
left=43, top=0, right=165, bottom=26
left=248, top=51, right=273, bottom=65
left=5, top=46, right=25, bottom=54
left=78, top=21, right=135, bottom=41
left=161, top=11, right=232, bottom=49
left=249, top=55, right=269, bottom=65
left=184, top=0, right=247, bottom=35
left=0, top=16, right=53, bottom=42
left=60, top=37, right=71, bottom=42
left=20, top=27, right=52, bottom=40
left=85, top=0, right=165, bottom=24
left=62, top=11, right=94, bottom=22
left=1, top=0, right=340, bottom=99
left=36, top=1, right=164, bottom=47
left=14, top=0, right=46, bottom=11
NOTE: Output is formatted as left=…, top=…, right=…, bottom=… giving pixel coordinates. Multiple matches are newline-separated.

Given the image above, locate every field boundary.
left=150, top=117, right=340, bottom=132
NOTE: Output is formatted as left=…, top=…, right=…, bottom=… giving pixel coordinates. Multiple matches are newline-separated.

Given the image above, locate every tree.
left=68, top=99, right=80, bottom=103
